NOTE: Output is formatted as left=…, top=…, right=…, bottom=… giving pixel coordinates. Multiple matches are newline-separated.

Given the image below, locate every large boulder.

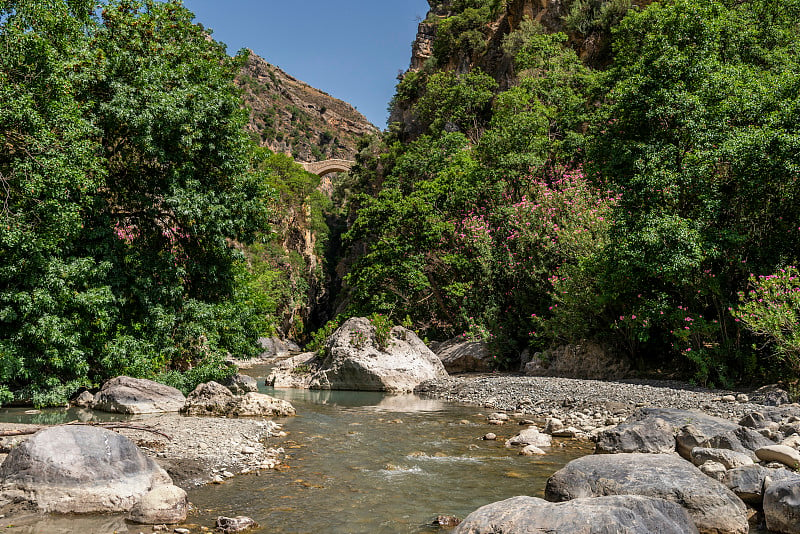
left=453, top=495, right=699, bottom=534
left=182, top=382, right=295, bottom=417
left=0, top=425, right=171, bottom=513
left=594, top=415, right=675, bottom=454
left=222, top=374, right=258, bottom=395
left=722, top=465, right=799, bottom=505
left=92, top=376, right=186, bottom=414
left=308, top=317, right=448, bottom=393
left=265, top=352, right=317, bottom=388
left=764, top=478, right=800, bottom=534
left=257, top=336, right=301, bottom=360
left=545, top=453, right=748, bottom=534
left=524, top=342, right=629, bottom=380
left=756, top=445, right=800, bottom=469
left=434, top=338, right=492, bottom=373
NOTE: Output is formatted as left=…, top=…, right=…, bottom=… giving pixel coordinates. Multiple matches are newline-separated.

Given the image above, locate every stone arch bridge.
left=300, top=159, right=355, bottom=177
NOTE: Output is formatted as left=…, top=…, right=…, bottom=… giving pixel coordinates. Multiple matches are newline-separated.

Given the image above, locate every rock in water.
left=92, top=376, right=186, bottom=414
left=0, top=426, right=171, bottom=513
left=216, top=515, right=258, bottom=532
left=308, top=317, right=448, bottom=393
left=453, top=495, right=698, bottom=534
left=129, top=484, right=188, bottom=524
left=545, top=453, right=748, bottom=534
left=182, top=382, right=295, bottom=417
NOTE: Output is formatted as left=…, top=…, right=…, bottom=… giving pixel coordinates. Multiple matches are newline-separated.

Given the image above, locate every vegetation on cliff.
left=342, top=0, right=800, bottom=387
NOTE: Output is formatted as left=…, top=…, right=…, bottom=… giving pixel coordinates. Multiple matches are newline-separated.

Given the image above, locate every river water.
left=0, top=370, right=591, bottom=533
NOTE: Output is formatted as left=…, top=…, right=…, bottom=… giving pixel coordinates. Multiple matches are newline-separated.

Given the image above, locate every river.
left=0, top=367, right=591, bottom=533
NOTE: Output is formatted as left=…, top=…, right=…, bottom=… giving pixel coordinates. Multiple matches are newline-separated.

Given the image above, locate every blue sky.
left=181, top=0, right=431, bottom=128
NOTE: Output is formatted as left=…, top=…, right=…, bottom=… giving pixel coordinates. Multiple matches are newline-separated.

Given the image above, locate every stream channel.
left=0, top=365, right=592, bottom=533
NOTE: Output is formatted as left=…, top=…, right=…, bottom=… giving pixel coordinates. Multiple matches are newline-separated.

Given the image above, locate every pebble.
left=482, top=433, right=497, bottom=441
left=174, top=529, right=190, bottom=534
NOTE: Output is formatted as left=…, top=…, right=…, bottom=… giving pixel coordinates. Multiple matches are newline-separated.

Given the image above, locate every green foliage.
left=563, top=0, right=634, bottom=35
left=736, top=268, right=800, bottom=373
left=306, top=316, right=343, bottom=355
left=0, top=0, right=270, bottom=405
left=413, top=70, right=497, bottom=141
left=368, top=313, right=393, bottom=350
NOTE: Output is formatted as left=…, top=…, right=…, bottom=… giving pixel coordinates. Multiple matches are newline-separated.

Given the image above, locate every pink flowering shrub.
left=735, top=267, right=800, bottom=372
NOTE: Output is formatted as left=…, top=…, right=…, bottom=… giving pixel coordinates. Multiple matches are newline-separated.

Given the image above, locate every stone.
left=519, top=445, right=546, bottom=456
left=0, top=425, right=171, bottom=513
left=721, top=395, right=736, bottom=403
left=257, top=336, right=300, bottom=360
left=233, top=392, right=295, bottom=417
left=739, top=411, right=768, bottom=429
left=482, top=433, right=496, bottom=441
left=781, top=434, right=800, bottom=449
left=736, top=394, right=749, bottom=403
left=544, top=417, right=564, bottom=434
left=182, top=382, right=295, bottom=417
left=698, top=460, right=727, bottom=481
left=453, top=495, right=699, bottom=534
left=129, top=485, right=188, bottom=524
left=432, top=515, right=461, bottom=527
left=174, top=529, right=190, bottom=534
left=691, top=447, right=754, bottom=470
left=434, top=337, right=493, bottom=373
left=182, top=381, right=236, bottom=415
left=552, top=427, right=580, bottom=438
left=92, top=376, right=186, bottom=414
left=523, top=342, right=629, bottom=380
left=222, top=374, right=258, bottom=395
left=216, top=515, right=258, bottom=533
left=264, top=352, right=317, bottom=388
left=721, top=464, right=796, bottom=505
left=545, top=453, right=748, bottom=534
left=488, top=412, right=509, bottom=421
left=764, top=479, right=800, bottom=534
left=677, top=422, right=773, bottom=461
left=752, top=384, right=790, bottom=406
left=72, top=390, right=95, bottom=408
left=505, top=428, right=551, bottom=448
left=307, top=317, right=448, bottom=393
left=756, top=445, right=800, bottom=469
left=594, top=415, right=675, bottom=454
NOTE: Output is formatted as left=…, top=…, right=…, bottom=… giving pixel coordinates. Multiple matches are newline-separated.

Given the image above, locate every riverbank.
left=0, top=414, right=289, bottom=488
left=415, top=374, right=775, bottom=427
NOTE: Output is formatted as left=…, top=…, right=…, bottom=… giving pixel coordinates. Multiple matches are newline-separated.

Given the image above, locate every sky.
left=181, top=0, right=431, bottom=128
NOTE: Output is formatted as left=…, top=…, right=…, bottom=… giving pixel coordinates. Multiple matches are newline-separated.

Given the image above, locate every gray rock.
left=595, top=416, right=675, bottom=454
left=519, top=445, right=546, bottom=456
left=435, top=338, right=493, bottom=373
left=129, top=484, right=187, bottom=524
left=182, top=382, right=295, bottom=417
left=92, top=376, right=186, bottom=414
left=72, top=390, right=95, bottom=408
left=764, top=478, right=800, bottom=534
left=233, top=392, right=295, bottom=417
left=756, top=445, right=800, bottom=469
left=677, top=421, right=773, bottom=460
left=0, top=426, right=171, bottom=513
left=506, top=428, right=552, bottom=448
left=721, top=464, right=797, bottom=505
left=265, top=352, right=317, bottom=388
left=698, top=460, right=727, bottom=481
left=691, top=447, right=754, bottom=470
left=752, top=384, right=790, bottom=406
left=181, top=381, right=236, bottom=415
left=545, top=453, right=748, bottom=534
left=222, top=374, right=258, bottom=395
left=308, top=317, right=448, bottom=393
left=257, top=337, right=298, bottom=360
left=453, top=495, right=699, bottom=534
left=216, top=515, right=258, bottom=533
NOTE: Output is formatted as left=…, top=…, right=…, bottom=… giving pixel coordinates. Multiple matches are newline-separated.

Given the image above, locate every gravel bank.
left=0, top=414, right=290, bottom=488
left=415, top=374, right=773, bottom=423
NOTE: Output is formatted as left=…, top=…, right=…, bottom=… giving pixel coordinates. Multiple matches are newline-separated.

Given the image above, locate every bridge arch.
left=300, top=159, right=355, bottom=177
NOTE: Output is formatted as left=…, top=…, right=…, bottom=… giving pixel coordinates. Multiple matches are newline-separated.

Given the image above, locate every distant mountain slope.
left=237, top=51, right=379, bottom=162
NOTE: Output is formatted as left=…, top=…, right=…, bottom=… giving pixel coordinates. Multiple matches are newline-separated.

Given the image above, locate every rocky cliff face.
left=237, top=51, right=378, bottom=162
